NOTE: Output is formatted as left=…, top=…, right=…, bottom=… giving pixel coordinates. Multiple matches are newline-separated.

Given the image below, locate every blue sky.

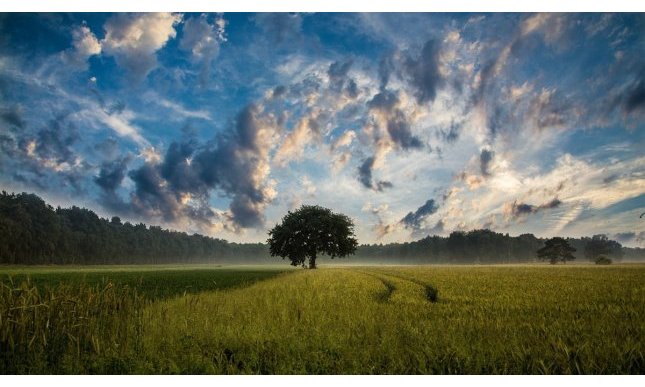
left=0, top=13, right=643, bottom=246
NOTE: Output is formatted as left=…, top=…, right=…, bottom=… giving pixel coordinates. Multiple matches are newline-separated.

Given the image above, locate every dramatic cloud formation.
left=62, top=24, right=102, bottom=70
left=101, top=13, right=183, bottom=82
left=0, top=13, right=642, bottom=245
left=179, top=14, right=227, bottom=85
left=403, top=39, right=444, bottom=104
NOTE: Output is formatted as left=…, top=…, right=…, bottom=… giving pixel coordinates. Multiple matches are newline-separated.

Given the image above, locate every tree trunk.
left=309, top=253, right=317, bottom=269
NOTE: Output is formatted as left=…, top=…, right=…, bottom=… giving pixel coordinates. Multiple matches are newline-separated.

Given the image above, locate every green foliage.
left=595, top=256, right=612, bottom=265
left=537, top=237, right=577, bottom=264
left=357, top=230, right=546, bottom=264
left=267, top=205, right=358, bottom=268
left=584, top=234, right=624, bottom=262
left=0, top=191, right=268, bottom=265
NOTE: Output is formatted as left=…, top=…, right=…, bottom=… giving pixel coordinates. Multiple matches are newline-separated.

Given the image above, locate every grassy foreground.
left=1, top=265, right=643, bottom=374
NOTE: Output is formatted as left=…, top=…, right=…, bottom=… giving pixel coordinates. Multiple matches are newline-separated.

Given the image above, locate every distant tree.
left=537, top=237, right=576, bottom=264
left=267, top=205, right=358, bottom=269
left=584, top=234, right=624, bottom=262
left=594, top=255, right=612, bottom=265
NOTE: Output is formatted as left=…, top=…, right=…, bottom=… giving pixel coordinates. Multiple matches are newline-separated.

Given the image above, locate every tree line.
left=0, top=191, right=265, bottom=265
left=354, top=230, right=634, bottom=264
left=0, top=191, right=641, bottom=265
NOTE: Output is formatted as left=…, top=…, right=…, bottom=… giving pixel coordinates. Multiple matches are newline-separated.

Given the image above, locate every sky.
left=0, top=12, right=643, bottom=246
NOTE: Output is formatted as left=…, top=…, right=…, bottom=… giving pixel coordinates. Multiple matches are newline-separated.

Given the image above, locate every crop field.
left=1, top=264, right=643, bottom=374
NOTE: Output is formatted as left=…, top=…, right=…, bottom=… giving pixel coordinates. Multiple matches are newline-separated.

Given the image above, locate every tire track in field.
left=354, top=270, right=397, bottom=302
left=358, top=269, right=439, bottom=303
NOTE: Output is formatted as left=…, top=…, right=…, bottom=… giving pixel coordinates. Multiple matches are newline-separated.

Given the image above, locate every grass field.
left=1, top=264, right=643, bottom=374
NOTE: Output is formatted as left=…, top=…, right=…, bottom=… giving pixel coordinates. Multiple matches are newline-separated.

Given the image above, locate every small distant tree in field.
left=267, top=205, right=358, bottom=269
left=595, top=255, right=612, bottom=265
left=537, top=237, right=576, bottom=264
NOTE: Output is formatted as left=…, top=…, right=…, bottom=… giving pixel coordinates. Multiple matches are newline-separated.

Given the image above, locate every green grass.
left=0, top=265, right=290, bottom=300
left=1, top=264, right=643, bottom=374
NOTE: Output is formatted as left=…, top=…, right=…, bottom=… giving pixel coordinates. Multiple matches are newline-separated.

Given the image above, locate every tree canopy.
left=584, top=234, right=624, bottom=262
left=267, top=205, right=358, bottom=268
left=0, top=191, right=265, bottom=264
left=537, top=237, right=577, bottom=264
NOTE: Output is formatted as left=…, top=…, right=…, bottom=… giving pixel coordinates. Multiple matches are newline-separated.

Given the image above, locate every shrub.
left=595, top=255, right=612, bottom=265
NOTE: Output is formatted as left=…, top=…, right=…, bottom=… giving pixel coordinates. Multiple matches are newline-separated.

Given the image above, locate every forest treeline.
left=355, top=231, right=639, bottom=264
left=0, top=191, right=642, bottom=265
left=0, top=191, right=265, bottom=264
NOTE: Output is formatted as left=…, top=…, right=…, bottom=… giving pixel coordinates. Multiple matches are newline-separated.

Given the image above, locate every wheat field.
left=1, top=265, right=643, bottom=374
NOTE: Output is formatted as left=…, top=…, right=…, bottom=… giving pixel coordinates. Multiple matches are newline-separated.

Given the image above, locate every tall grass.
left=0, top=278, right=146, bottom=373
left=140, top=266, right=644, bottom=374
left=0, top=267, right=287, bottom=374
left=1, top=265, right=643, bottom=374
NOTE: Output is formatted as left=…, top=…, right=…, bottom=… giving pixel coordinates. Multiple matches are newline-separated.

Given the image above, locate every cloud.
left=401, top=199, right=439, bottom=230
left=504, top=197, right=562, bottom=220
left=0, top=113, right=90, bottom=192
left=438, top=121, right=460, bottom=144
left=254, top=13, right=303, bottom=45
left=159, top=139, right=203, bottom=194
left=480, top=148, right=494, bottom=177
left=273, top=110, right=322, bottom=167
left=0, top=105, right=25, bottom=129
left=191, top=103, right=279, bottom=228
left=331, top=130, right=356, bottom=150
left=362, top=202, right=399, bottom=239
left=62, top=24, right=102, bottom=70
left=84, top=107, right=150, bottom=147
left=403, top=39, right=444, bottom=104
left=427, top=219, right=445, bottom=235
left=301, top=175, right=316, bottom=196
left=621, top=75, right=645, bottom=115
left=128, top=162, right=186, bottom=221
left=357, top=156, right=393, bottom=192
left=144, top=92, right=213, bottom=121
left=93, top=138, right=120, bottom=161
left=179, top=14, right=227, bottom=86
left=94, top=102, right=280, bottom=231
left=327, top=60, right=360, bottom=99
left=367, top=89, right=422, bottom=150
left=520, top=13, right=568, bottom=46
left=270, top=85, right=287, bottom=99
left=95, top=156, right=130, bottom=192
left=332, top=151, right=352, bottom=172
left=374, top=221, right=398, bottom=239
left=30, top=115, right=80, bottom=170
left=102, top=13, right=183, bottom=82
left=612, top=231, right=645, bottom=247
left=456, top=171, right=484, bottom=190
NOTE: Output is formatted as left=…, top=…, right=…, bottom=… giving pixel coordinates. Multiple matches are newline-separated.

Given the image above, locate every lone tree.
left=267, top=205, right=358, bottom=269
left=537, top=237, right=576, bottom=264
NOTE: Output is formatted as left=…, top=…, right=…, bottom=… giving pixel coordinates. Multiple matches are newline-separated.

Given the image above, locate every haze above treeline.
left=0, top=191, right=642, bottom=265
